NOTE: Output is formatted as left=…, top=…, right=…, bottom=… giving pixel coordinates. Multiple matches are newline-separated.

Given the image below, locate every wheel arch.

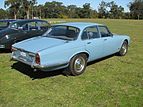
left=120, top=39, right=129, bottom=49
left=69, top=51, right=89, bottom=63
left=124, top=39, right=128, bottom=44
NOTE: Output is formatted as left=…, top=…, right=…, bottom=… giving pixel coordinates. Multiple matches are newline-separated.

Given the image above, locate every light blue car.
left=11, top=22, right=130, bottom=76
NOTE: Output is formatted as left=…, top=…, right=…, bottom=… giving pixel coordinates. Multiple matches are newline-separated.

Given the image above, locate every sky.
left=0, top=0, right=132, bottom=12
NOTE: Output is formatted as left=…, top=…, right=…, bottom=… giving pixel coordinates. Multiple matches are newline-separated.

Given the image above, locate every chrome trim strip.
left=32, top=62, right=68, bottom=69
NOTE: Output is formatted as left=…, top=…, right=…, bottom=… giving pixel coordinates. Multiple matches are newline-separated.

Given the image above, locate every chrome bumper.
left=12, top=55, right=68, bottom=71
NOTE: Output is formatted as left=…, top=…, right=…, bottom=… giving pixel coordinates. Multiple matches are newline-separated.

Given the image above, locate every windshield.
left=43, top=25, right=80, bottom=40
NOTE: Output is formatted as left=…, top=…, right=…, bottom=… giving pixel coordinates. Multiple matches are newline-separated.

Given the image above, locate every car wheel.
left=68, top=54, right=87, bottom=76
left=118, top=41, right=128, bottom=56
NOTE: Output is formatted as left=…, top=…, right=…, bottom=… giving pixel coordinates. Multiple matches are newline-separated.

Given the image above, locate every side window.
left=22, top=24, right=29, bottom=31
left=10, top=22, right=19, bottom=29
left=81, top=26, right=99, bottom=40
left=66, top=26, right=79, bottom=38
left=28, top=22, right=40, bottom=30
left=39, top=22, right=50, bottom=30
left=98, top=26, right=111, bottom=37
left=50, top=26, right=67, bottom=36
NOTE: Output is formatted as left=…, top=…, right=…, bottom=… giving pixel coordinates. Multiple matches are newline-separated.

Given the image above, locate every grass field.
left=0, top=19, right=143, bottom=107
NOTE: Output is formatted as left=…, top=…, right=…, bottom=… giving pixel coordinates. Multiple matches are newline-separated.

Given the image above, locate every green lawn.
left=0, top=19, right=143, bottom=107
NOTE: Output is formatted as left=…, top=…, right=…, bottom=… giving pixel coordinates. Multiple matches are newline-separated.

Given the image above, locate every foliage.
left=109, top=1, right=124, bottom=19
left=98, top=1, right=124, bottom=19
left=4, top=0, right=37, bottom=19
left=4, top=0, right=21, bottom=19
left=129, top=0, right=143, bottom=19
left=0, top=8, right=9, bottom=19
left=1, top=0, right=143, bottom=19
left=98, top=1, right=108, bottom=18
left=43, top=1, right=66, bottom=18
left=0, top=19, right=143, bottom=107
left=21, top=0, right=37, bottom=19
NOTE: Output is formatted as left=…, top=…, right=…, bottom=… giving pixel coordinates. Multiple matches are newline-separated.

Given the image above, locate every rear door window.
left=39, top=22, right=49, bottom=30
left=28, top=22, right=40, bottom=30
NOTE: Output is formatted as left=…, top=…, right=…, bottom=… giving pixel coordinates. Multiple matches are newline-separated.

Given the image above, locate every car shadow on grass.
left=11, top=54, right=116, bottom=80
left=11, top=62, right=65, bottom=80
left=87, top=54, right=115, bottom=66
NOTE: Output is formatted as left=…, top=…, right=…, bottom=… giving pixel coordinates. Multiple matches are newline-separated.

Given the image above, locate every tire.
left=68, top=54, right=87, bottom=76
left=118, top=41, right=128, bottom=56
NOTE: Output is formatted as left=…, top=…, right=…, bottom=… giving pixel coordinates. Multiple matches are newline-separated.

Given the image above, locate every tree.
left=0, top=8, right=9, bottom=19
left=91, top=10, right=98, bottom=18
left=4, top=0, right=20, bottom=19
left=109, top=1, right=124, bottom=19
left=67, top=5, right=79, bottom=18
left=98, top=1, right=108, bottom=18
left=35, top=5, right=44, bottom=19
left=44, top=1, right=67, bottom=18
left=22, top=0, right=37, bottom=19
left=82, top=3, right=92, bottom=18
left=129, top=0, right=143, bottom=19
left=98, top=1, right=125, bottom=19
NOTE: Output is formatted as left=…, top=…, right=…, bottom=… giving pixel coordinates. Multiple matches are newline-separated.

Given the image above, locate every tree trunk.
left=137, top=14, right=140, bottom=20
left=32, top=7, right=33, bottom=19
left=26, top=9, right=30, bottom=19
left=40, top=9, right=41, bottom=19
left=14, top=12, right=17, bottom=19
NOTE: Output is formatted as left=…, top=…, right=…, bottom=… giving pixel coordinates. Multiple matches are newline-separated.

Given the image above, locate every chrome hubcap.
left=74, top=57, right=85, bottom=73
left=121, top=43, right=127, bottom=55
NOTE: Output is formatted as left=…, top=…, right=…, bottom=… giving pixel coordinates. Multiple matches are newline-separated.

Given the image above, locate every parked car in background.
left=11, top=22, right=130, bottom=76
left=0, top=19, right=16, bottom=30
left=0, top=19, right=50, bottom=49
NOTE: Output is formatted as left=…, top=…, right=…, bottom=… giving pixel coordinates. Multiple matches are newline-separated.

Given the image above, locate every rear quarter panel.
left=39, top=40, right=88, bottom=66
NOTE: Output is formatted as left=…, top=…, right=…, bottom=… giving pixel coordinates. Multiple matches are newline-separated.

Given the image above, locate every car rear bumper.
left=32, top=63, right=68, bottom=71
left=11, top=55, right=68, bottom=71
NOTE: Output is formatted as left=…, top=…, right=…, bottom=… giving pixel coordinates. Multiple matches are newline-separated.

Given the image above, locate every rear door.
left=81, top=26, right=104, bottom=61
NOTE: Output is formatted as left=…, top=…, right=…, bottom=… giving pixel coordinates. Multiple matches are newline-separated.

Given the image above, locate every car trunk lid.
left=13, top=36, right=67, bottom=53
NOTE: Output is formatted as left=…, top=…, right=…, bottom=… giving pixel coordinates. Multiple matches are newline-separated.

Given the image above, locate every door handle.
left=87, top=42, right=91, bottom=44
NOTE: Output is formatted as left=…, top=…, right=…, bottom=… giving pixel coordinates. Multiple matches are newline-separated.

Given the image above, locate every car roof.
left=0, top=19, right=16, bottom=22
left=10, top=19, right=48, bottom=26
left=55, top=22, right=103, bottom=30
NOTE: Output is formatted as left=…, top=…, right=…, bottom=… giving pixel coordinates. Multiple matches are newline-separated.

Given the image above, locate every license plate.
left=20, top=52, right=26, bottom=57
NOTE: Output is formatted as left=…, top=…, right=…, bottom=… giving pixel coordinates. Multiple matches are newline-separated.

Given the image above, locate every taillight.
left=35, top=53, right=40, bottom=65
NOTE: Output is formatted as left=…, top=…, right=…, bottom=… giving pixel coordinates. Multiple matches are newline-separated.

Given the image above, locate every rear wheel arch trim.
left=68, top=52, right=89, bottom=64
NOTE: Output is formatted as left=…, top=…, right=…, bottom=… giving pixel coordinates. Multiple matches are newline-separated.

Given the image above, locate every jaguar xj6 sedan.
left=11, top=22, right=130, bottom=76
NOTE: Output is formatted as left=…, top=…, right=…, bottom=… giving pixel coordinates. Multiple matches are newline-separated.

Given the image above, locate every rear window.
left=43, top=25, right=80, bottom=40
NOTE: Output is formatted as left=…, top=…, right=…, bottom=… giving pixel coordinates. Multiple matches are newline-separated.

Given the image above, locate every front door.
left=98, top=26, right=117, bottom=56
